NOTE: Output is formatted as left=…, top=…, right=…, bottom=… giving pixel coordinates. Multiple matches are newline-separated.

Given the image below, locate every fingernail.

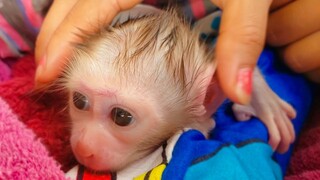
left=236, top=68, right=253, bottom=104
left=35, top=56, right=46, bottom=82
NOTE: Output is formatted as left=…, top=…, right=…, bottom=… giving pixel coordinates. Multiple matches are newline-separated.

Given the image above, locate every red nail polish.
left=237, top=68, right=253, bottom=95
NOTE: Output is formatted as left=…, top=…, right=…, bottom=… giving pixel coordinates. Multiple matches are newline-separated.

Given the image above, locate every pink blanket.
left=285, top=92, right=320, bottom=179
left=0, top=97, right=64, bottom=179
left=0, top=56, right=76, bottom=179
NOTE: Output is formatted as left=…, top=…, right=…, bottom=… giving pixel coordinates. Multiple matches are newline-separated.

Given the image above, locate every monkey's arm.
left=232, top=68, right=296, bottom=153
left=233, top=68, right=296, bottom=152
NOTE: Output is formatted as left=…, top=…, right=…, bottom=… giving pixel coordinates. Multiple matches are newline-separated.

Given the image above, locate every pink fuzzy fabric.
left=285, top=92, right=320, bottom=179
left=0, top=97, right=65, bottom=179
left=0, top=56, right=77, bottom=178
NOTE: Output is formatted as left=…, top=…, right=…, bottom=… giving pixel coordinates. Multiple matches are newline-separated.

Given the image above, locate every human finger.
left=305, top=68, right=320, bottom=83
left=211, top=0, right=272, bottom=104
left=270, top=0, right=293, bottom=11
left=281, top=31, right=320, bottom=73
left=35, top=0, right=142, bottom=84
left=35, top=0, right=78, bottom=64
left=267, top=0, right=320, bottom=47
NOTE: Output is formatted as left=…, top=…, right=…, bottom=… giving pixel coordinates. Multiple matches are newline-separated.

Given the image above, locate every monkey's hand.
left=232, top=68, right=296, bottom=153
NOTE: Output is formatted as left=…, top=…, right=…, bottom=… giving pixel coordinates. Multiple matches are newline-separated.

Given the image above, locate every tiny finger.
left=280, top=110, right=295, bottom=144
left=264, top=117, right=281, bottom=151
left=279, top=100, right=297, bottom=119
left=275, top=112, right=294, bottom=153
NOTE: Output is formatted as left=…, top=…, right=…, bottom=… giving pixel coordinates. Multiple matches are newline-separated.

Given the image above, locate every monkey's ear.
left=202, top=76, right=225, bottom=119
left=194, top=64, right=225, bottom=120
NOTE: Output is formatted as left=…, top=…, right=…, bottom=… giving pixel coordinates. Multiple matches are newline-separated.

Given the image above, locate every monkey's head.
left=58, top=9, right=223, bottom=172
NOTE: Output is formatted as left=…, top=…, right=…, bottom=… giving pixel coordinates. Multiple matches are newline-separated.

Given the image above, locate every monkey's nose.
left=75, top=141, right=94, bottom=158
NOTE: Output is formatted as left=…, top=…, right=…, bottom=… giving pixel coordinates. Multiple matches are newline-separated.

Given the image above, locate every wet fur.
left=38, top=9, right=216, bottom=171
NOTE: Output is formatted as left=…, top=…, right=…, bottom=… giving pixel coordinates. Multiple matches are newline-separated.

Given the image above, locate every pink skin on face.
left=69, top=82, right=163, bottom=171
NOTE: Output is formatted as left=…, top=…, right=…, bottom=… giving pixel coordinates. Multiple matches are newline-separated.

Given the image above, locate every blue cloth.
left=162, top=48, right=313, bottom=180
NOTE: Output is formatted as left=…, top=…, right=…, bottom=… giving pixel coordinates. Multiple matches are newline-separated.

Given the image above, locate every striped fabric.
left=0, top=0, right=51, bottom=59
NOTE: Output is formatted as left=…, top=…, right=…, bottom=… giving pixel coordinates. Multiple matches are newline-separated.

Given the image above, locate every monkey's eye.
left=111, top=108, right=134, bottom=126
left=73, top=91, right=89, bottom=110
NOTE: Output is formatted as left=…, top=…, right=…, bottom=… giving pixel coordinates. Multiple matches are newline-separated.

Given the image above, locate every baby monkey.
left=57, top=8, right=296, bottom=172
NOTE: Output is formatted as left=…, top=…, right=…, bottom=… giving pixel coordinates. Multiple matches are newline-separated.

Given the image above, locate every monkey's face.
left=68, top=80, right=166, bottom=172
left=62, top=8, right=219, bottom=172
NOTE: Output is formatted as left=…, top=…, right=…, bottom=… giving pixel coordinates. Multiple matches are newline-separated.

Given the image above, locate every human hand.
left=267, top=0, right=320, bottom=83
left=35, top=0, right=142, bottom=84
left=213, top=0, right=320, bottom=106
left=210, top=0, right=273, bottom=105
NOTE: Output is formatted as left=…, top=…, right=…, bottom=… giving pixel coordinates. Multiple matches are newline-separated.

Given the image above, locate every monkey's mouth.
left=77, top=156, right=107, bottom=172
left=75, top=153, right=125, bottom=173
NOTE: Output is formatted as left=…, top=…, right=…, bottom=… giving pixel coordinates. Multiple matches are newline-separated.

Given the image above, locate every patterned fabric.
left=134, top=164, right=167, bottom=180
left=0, top=0, right=52, bottom=59
left=74, top=154, right=168, bottom=180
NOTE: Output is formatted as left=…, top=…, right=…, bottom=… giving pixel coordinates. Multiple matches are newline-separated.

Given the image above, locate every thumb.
left=35, top=0, right=141, bottom=84
left=212, top=0, right=272, bottom=104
